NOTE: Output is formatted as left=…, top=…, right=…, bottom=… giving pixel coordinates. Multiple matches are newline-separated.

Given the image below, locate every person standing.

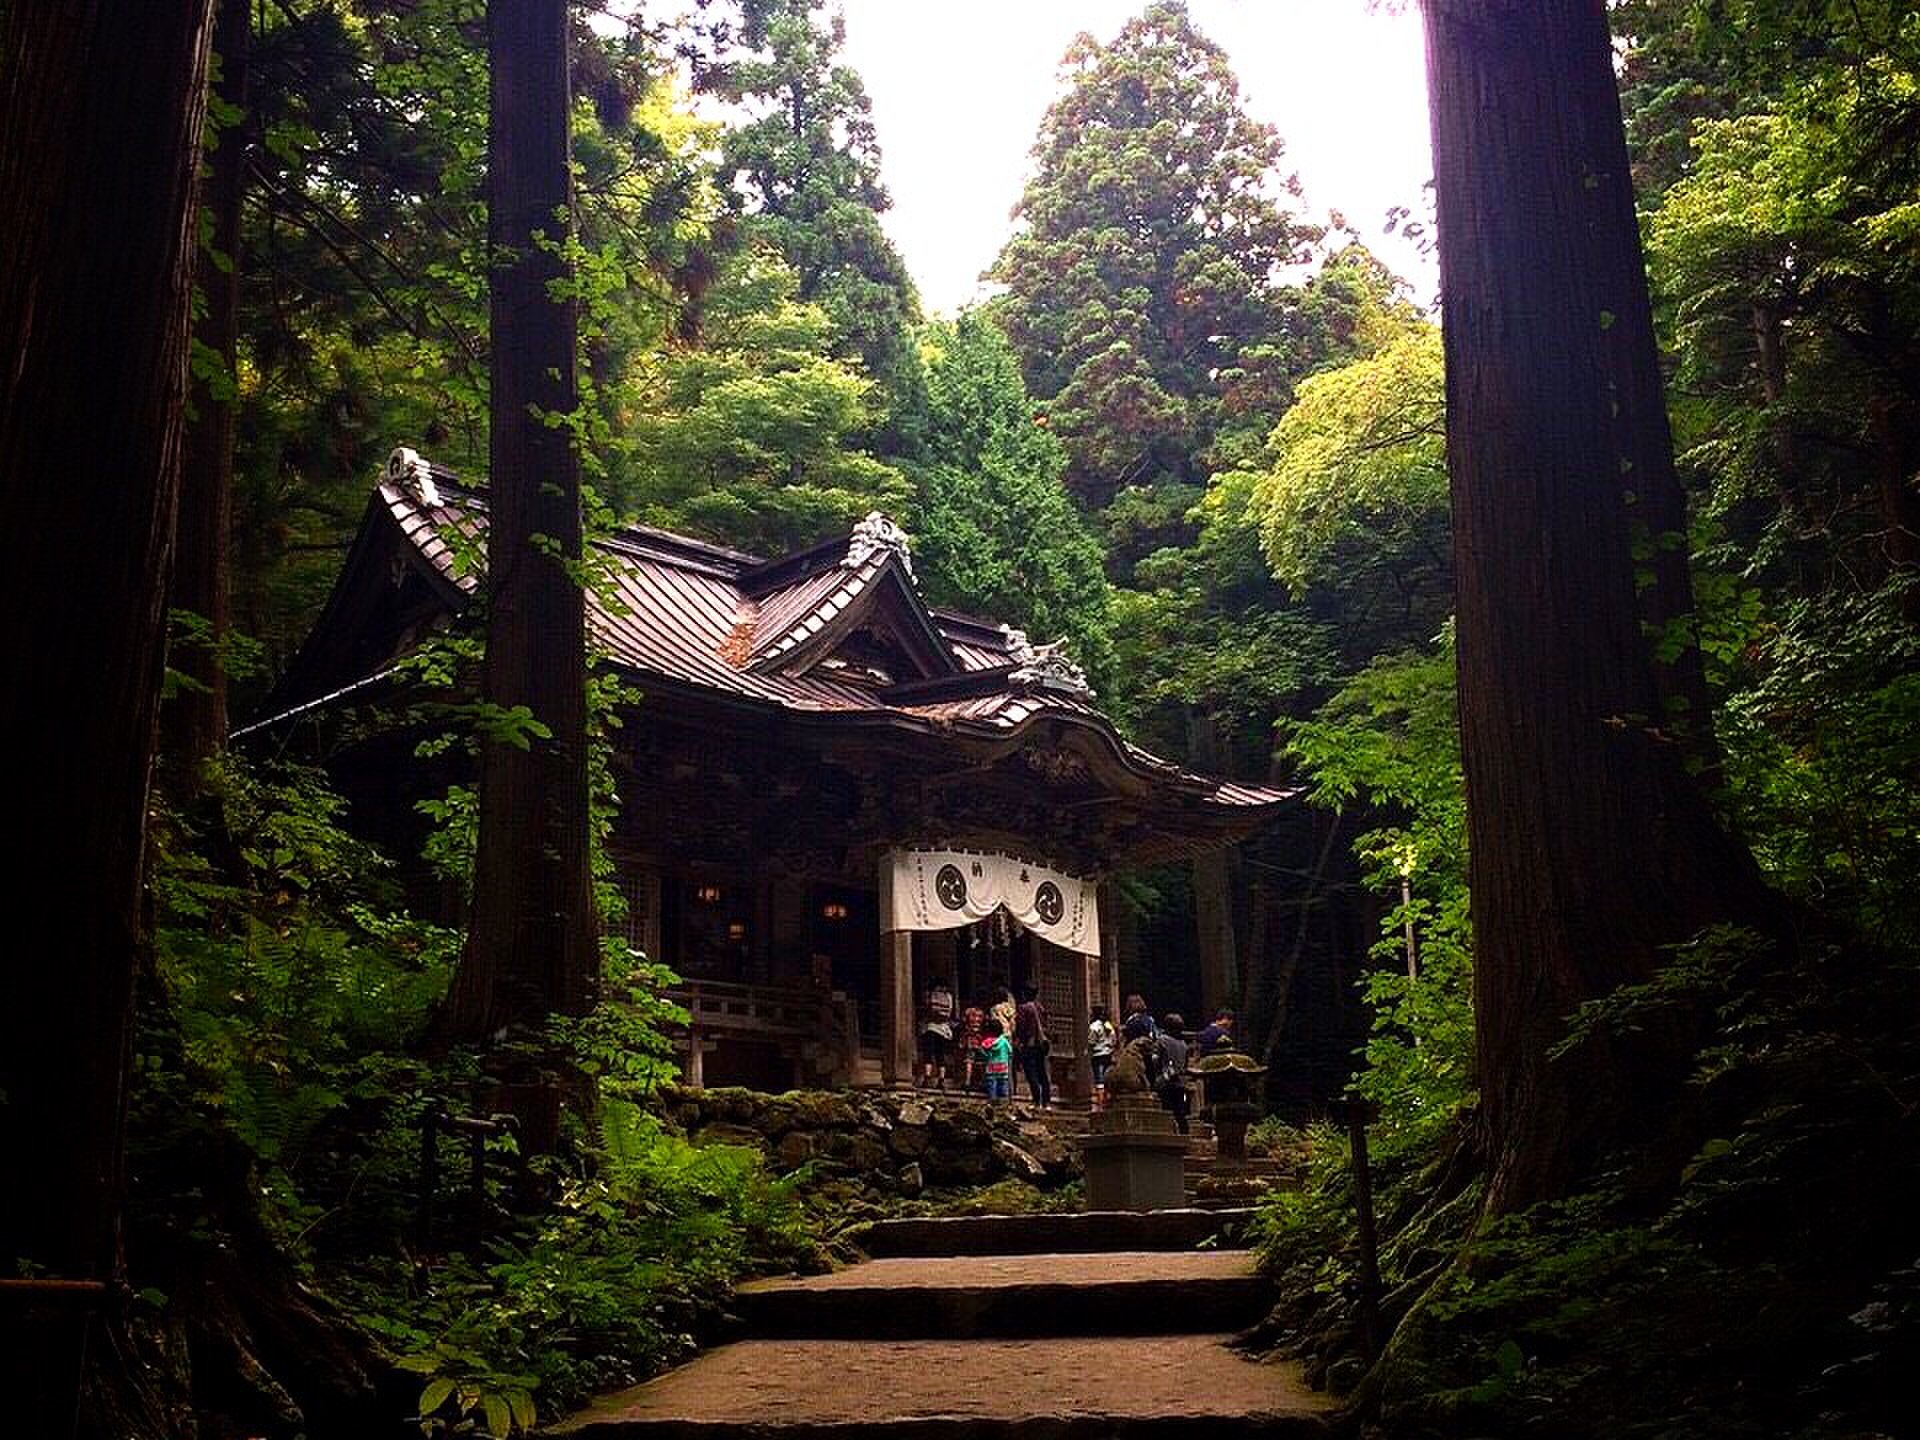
left=1197, top=1007, right=1236, bottom=1055
left=1014, top=986, right=1053, bottom=1109
left=1124, top=992, right=1156, bottom=1034
left=990, top=986, right=1019, bottom=1083
left=960, top=1000, right=987, bottom=1093
left=1156, top=1013, right=1192, bottom=1134
left=919, top=976, right=956, bottom=1090
left=1087, top=1003, right=1117, bottom=1108
left=981, top=1018, right=1013, bottom=1103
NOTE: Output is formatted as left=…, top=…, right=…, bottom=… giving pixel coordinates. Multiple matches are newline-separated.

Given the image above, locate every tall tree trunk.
left=168, top=0, right=253, bottom=778
left=0, top=0, right=216, bottom=1429
left=1421, top=0, right=1775, bottom=1215
left=441, top=0, right=598, bottom=1094
left=1187, top=710, right=1240, bottom=1016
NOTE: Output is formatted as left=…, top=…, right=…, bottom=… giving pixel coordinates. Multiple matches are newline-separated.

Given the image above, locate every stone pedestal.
left=1080, top=1096, right=1189, bottom=1212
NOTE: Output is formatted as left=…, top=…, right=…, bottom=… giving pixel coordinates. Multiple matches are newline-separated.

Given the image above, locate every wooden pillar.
left=880, top=929, right=916, bottom=1087
left=1069, top=945, right=1096, bottom=1102
left=1099, top=882, right=1124, bottom=1019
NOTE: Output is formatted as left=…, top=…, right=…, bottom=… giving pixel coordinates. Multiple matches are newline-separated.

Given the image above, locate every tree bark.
left=1420, top=0, right=1776, bottom=1214
left=1187, top=710, right=1240, bottom=1016
left=441, top=0, right=598, bottom=1079
left=0, top=0, right=216, bottom=1430
left=167, top=0, right=254, bottom=777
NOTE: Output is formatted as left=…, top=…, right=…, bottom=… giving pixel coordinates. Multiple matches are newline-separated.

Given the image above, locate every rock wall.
left=658, top=1086, right=1080, bottom=1199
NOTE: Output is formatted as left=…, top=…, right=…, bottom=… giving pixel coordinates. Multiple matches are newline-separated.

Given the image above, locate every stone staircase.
left=552, top=1210, right=1332, bottom=1437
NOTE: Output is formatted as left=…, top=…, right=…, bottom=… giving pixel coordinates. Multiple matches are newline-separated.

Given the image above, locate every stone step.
left=1175, top=1159, right=1282, bottom=1175
left=851, top=1207, right=1257, bottom=1258
left=552, top=1334, right=1334, bottom=1438
left=737, top=1251, right=1269, bottom=1340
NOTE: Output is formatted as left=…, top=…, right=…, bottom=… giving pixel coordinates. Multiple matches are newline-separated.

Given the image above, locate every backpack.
left=1147, top=1036, right=1185, bottom=1100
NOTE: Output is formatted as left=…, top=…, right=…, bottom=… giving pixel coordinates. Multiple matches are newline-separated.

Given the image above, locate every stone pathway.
left=552, top=1212, right=1334, bottom=1437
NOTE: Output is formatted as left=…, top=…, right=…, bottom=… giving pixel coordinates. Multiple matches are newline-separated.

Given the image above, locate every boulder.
left=848, top=1133, right=890, bottom=1171
left=924, top=1147, right=994, bottom=1185
left=762, top=1092, right=857, bottom=1135
left=992, top=1137, right=1048, bottom=1183
left=1013, top=1124, right=1074, bottom=1175
left=895, top=1163, right=925, bottom=1197
left=693, top=1122, right=762, bottom=1149
left=704, top=1087, right=762, bottom=1124
left=896, top=1099, right=933, bottom=1129
left=774, top=1130, right=822, bottom=1168
left=888, top=1123, right=931, bottom=1159
left=932, top=1103, right=992, bottom=1145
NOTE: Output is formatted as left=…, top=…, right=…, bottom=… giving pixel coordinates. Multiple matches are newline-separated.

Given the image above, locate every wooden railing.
left=667, top=978, right=861, bottom=1088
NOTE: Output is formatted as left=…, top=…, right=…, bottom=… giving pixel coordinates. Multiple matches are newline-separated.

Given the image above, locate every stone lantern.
left=1190, top=1048, right=1265, bottom=1164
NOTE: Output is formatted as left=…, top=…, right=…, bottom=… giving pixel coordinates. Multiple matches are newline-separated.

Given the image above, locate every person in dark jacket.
left=1014, top=987, right=1052, bottom=1109
left=1196, top=1007, right=1236, bottom=1055
left=1157, top=1013, right=1191, bottom=1134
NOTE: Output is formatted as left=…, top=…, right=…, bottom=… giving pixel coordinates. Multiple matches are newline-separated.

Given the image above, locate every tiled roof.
left=275, top=471, right=1293, bottom=816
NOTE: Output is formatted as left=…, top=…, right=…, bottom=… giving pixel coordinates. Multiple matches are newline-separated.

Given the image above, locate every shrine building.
left=246, top=448, right=1293, bottom=1100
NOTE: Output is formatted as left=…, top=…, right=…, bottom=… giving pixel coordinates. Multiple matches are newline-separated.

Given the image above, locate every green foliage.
left=708, top=0, right=926, bottom=453
left=990, top=0, right=1315, bottom=568
left=1251, top=327, right=1446, bottom=595
left=627, top=248, right=908, bottom=552
left=1713, top=580, right=1920, bottom=944
left=1286, top=635, right=1474, bottom=1152
left=908, top=311, right=1115, bottom=682
left=150, top=755, right=458, bottom=1183
left=366, top=1115, right=817, bottom=1433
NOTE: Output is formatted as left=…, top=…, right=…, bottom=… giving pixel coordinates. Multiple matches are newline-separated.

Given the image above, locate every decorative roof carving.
left=1004, top=625, right=1094, bottom=698
left=843, top=511, right=913, bottom=578
left=386, top=445, right=440, bottom=507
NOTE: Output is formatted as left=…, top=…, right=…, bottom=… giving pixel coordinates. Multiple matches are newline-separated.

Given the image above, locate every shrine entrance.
left=876, top=847, right=1119, bottom=1099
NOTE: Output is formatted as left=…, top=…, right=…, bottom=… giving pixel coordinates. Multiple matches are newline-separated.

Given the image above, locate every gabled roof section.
left=736, top=513, right=958, bottom=682
left=250, top=449, right=1296, bottom=831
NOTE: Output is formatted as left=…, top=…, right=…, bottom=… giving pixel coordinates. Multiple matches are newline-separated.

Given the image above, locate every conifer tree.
left=1422, top=0, right=1779, bottom=1211
left=711, top=0, right=926, bottom=453
left=992, top=1, right=1312, bottom=572
left=441, top=0, right=598, bottom=1101
left=0, top=0, right=216, bottom=1426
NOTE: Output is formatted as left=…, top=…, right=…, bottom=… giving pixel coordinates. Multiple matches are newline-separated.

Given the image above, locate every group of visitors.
left=917, top=976, right=1236, bottom=1125
left=917, top=978, right=1056, bottom=1108
left=1088, top=995, right=1238, bottom=1133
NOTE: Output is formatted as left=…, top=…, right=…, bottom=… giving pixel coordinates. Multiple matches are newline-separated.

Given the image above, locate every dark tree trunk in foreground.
left=442, top=0, right=598, bottom=1081
left=168, top=0, right=253, bottom=777
left=1421, top=0, right=1776, bottom=1214
left=0, top=0, right=215, bottom=1429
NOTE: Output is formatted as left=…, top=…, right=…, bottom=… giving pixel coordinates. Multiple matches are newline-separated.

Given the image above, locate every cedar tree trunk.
left=0, top=0, right=215, bottom=1428
left=1421, top=0, right=1774, bottom=1214
left=168, top=0, right=253, bottom=776
left=441, top=0, right=598, bottom=1071
left=1187, top=711, right=1240, bottom=1016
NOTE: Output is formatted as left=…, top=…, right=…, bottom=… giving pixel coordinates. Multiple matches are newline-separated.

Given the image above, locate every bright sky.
left=832, top=0, right=1439, bottom=316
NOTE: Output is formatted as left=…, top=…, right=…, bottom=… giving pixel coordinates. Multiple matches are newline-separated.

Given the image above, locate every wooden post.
left=1099, top=883, right=1123, bottom=1020
left=1069, top=945, right=1096, bottom=1102
left=1346, top=1100, right=1383, bottom=1359
left=880, top=930, right=916, bottom=1087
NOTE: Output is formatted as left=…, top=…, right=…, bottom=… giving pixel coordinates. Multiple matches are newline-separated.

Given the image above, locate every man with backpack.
left=1155, top=1013, right=1192, bottom=1134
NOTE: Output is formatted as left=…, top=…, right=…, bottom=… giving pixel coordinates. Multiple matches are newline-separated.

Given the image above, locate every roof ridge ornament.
left=1004, top=625, right=1094, bottom=699
left=843, top=511, right=913, bottom=578
left=386, top=446, right=441, bottom=508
